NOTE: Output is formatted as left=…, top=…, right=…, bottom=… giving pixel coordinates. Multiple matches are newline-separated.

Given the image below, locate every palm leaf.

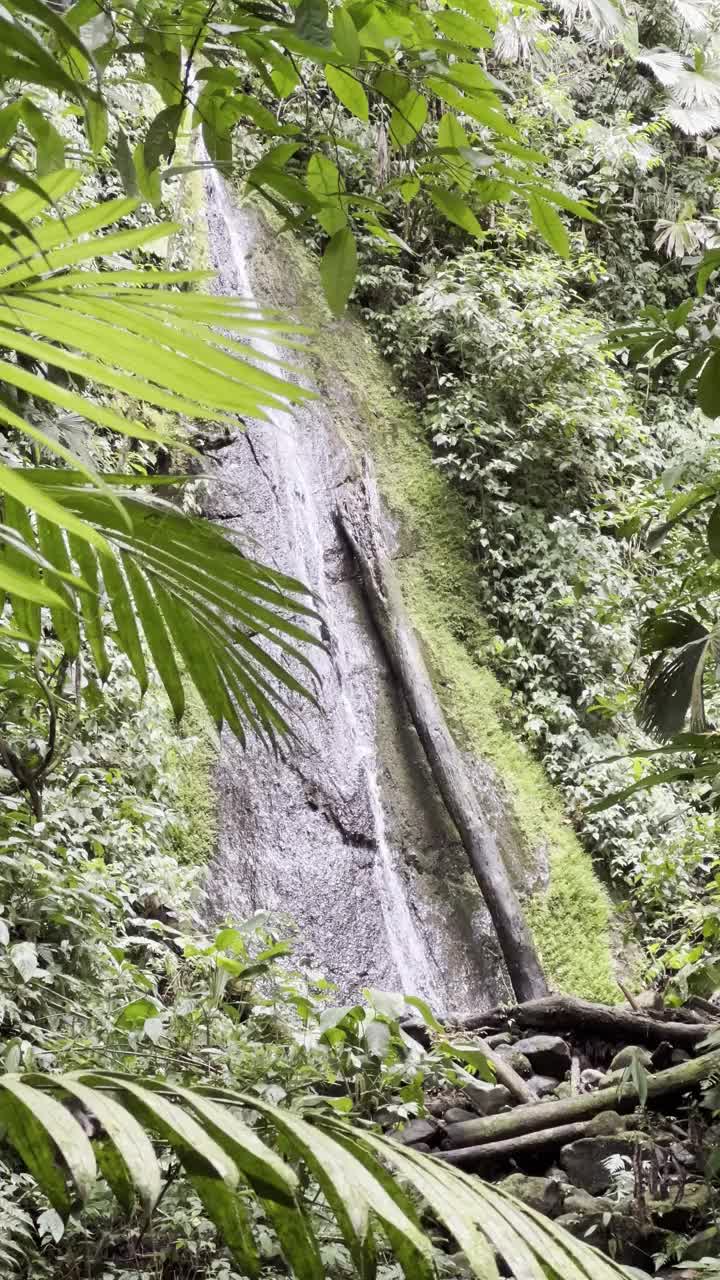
left=4, top=471, right=322, bottom=740
left=550, top=0, right=625, bottom=38
left=0, top=1070, right=633, bottom=1280
left=637, top=611, right=713, bottom=739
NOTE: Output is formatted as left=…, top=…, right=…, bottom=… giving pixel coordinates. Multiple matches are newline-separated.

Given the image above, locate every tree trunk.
left=437, top=1118, right=601, bottom=1169
left=459, top=994, right=717, bottom=1047
left=443, top=1050, right=720, bottom=1150
left=476, top=1036, right=536, bottom=1104
left=335, top=469, right=547, bottom=1004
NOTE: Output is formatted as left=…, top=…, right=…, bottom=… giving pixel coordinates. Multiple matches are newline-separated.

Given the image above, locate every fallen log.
left=336, top=468, right=547, bottom=1004
left=459, top=994, right=717, bottom=1047
left=444, top=1049, right=720, bottom=1150
left=437, top=1119, right=600, bottom=1169
left=475, top=1036, right=535, bottom=1105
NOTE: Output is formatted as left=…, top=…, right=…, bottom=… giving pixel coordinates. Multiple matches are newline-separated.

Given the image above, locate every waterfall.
left=202, top=169, right=512, bottom=1018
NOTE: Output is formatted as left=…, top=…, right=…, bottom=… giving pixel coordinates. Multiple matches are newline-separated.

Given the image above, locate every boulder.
left=581, top=1068, right=606, bottom=1091
left=494, top=1044, right=533, bottom=1078
left=554, top=1211, right=612, bottom=1254
left=513, top=1035, right=570, bottom=1078
left=648, top=1183, right=711, bottom=1232
left=464, top=1081, right=512, bottom=1116
left=563, top=1188, right=614, bottom=1216
left=486, top=1032, right=512, bottom=1048
left=610, top=1045, right=653, bottom=1071
left=397, top=1118, right=441, bottom=1147
left=444, top=1107, right=477, bottom=1124
left=527, top=1074, right=561, bottom=1098
left=560, top=1132, right=653, bottom=1194
left=585, top=1110, right=628, bottom=1136
left=498, top=1174, right=564, bottom=1218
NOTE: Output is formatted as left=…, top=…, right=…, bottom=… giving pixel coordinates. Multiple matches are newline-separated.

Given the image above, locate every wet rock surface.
left=202, top=172, right=519, bottom=1017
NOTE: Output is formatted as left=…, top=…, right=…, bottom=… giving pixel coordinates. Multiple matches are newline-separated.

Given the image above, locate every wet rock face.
left=201, top=173, right=517, bottom=1017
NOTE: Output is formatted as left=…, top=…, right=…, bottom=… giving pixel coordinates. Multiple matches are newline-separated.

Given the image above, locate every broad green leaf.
left=115, top=998, right=162, bottom=1029
left=527, top=193, right=570, bottom=258
left=434, top=9, right=493, bottom=47
left=333, top=8, right=360, bottom=64
left=708, top=505, right=720, bottom=557
left=390, top=91, right=427, bottom=146
left=404, top=995, right=444, bottom=1033
left=698, top=350, right=720, bottom=417
left=20, top=99, right=65, bottom=174
left=325, top=66, right=369, bottom=120
left=320, top=227, right=357, bottom=315
left=144, top=104, right=183, bottom=171
left=428, top=187, right=483, bottom=237
left=294, top=0, right=331, bottom=46
left=85, top=97, right=108, bottom=153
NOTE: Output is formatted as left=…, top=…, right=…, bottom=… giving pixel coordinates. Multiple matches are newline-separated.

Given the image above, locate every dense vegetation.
left=3, top=0, right=720, bottom=1274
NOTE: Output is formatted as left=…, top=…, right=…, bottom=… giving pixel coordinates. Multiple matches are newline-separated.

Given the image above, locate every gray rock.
left=610, top=1045, right=652, bottom=1071
left=444, top=1107, right=477, bottom=1124
left=554, top=1211, right=611, bottom=1252
left=494, top=1044, right=533, bottom=1078
left=397, top=1118, right=440, bottom=1147
left=486, top=1032, right=512, bottom=1048
left=586, top=1110, right=628, bottom=1136
left=527, top=1074, right=560, bottom=1097
left=554, top=1082, right=573, bottom=1099
left=560, top=1132, right=653, bottom=1194
left=563, top=1188, right=614, bottom=1216
left=498, top=1174, right=563, bottom=1218
left=513, top=1035, right=570, bottom=1078
left=581, top=1068, right=606, bottom=1090
left=464, top=1080, right=513, bottom=1116
left=648, top=1183, right=711, bottom=1232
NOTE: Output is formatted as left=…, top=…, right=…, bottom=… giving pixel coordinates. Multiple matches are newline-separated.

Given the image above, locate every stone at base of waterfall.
left=610, top=1044, right=653, bottom=1071
left=443, top=1106, right=477, bottom=1124
left=486, top=1032, right=512, bottom=1048
left=527, top=1073, right=560, bottom=1097
left=396, top=1117, right=441, bottom=1147
left=463, top=1080, right=513, bottom=1115
left=513, top=1034, right=571, bottom=1078
left=493, top=1044, right=533, bottom=1078
left=560, top=1132, right=654, bottom=1194
left=497, top=1174, right=564, bottom=1218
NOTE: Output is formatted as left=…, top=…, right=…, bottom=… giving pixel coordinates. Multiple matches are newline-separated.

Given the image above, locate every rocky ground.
left=397, top=996, right=720, bottom=1276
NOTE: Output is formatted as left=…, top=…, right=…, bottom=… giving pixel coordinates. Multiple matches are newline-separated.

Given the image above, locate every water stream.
left=202, top=170, right=513, bottom=1018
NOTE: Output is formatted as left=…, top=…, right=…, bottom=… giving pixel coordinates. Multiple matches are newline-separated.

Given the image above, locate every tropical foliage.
left=4, top=0, right=720, bottom=1270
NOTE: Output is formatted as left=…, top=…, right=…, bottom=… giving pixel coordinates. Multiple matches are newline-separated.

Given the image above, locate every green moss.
left=247, top=221, right=623, bottom=1002
left=165, top=688, right=219, bottom=867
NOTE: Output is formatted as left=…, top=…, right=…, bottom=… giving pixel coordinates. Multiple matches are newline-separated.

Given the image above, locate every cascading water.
left=202, top=169, right=513, bottom=1017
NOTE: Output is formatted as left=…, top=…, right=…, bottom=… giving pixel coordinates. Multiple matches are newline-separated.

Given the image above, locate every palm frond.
left=0, top=1070, right=632, bottom=1280
left=550, top=0, right=626, bottom=39
left=637, top=611, right=712, bottom=739
left=2, top=472, right=323, bottom=742
left=669, top=0, right=714, bottom=34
